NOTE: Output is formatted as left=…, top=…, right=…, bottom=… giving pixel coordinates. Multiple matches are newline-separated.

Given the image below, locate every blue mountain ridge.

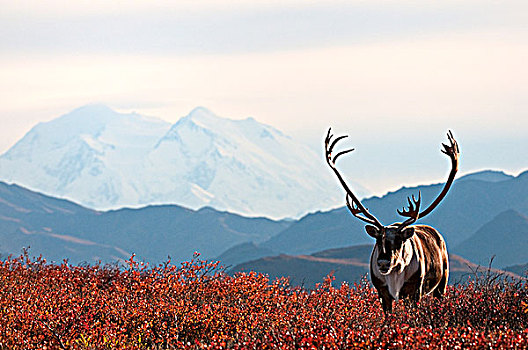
left=1, top=168, right=527, bottom=271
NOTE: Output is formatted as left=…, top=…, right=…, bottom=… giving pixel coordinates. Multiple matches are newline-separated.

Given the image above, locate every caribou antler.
left=396, top=192, right=421, bottom=232
left=345, top=194, right=383, bottom=229
left=396, top=130, right=459, bottom=228
left=326, top=128, right=384, bottom=230
left=418, top=130, right=459, bottom=218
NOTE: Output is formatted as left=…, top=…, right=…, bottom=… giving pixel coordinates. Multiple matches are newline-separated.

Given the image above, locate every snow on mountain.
left=0, top=105, right=365, bottom=219
left=0, top=105, right=172, bottom=209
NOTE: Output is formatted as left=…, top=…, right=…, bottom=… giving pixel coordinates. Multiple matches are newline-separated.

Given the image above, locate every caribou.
left=325, top=129, right=459, bottom=314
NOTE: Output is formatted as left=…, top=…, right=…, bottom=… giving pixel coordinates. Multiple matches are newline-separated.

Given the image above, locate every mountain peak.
left=56, top=104, right=121, bottom=125
left=517, top=169, right=528, bottom=179
left=54, top=104, right=165, bottom=129
left=458, top=170, right=514, bottom=183
left=185, top=107, right=224, bottom=126
left=183, top=107, right=260, bottom=130
left=491, top=209, right=527, bottom=224
left=0, top=105, right=344, bottom=219
left=454, top=209, right=528, bottom=267
left=188, top=106, right=213, bottom=116
left=71, top=103, right=115, bottom=114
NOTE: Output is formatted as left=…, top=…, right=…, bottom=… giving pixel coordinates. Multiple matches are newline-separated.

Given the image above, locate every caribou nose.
left=378, top=260, right=390, bottom=273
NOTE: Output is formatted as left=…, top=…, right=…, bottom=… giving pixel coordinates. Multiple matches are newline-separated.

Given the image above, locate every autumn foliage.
left=1, top=251, right=527, bottom=349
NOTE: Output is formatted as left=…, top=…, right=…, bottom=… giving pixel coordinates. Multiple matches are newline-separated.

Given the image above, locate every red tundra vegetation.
left=0, top=251, right=527, bottom=349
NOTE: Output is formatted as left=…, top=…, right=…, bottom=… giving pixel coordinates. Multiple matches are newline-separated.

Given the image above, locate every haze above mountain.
left=0, top=105, right=360, bottom=219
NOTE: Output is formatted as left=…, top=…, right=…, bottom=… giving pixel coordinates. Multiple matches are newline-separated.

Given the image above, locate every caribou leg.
left=378, top=289, right=393, bottom=314
left=433, top=269, right=448, bottom=298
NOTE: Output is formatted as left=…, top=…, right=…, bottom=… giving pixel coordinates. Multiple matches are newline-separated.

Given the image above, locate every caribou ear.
left=400, top=226, right=415, bottom=240
left=365, top=225, right=380, bottom=238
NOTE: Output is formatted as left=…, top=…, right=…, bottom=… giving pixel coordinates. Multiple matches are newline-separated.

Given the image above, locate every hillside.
left=0, top=182, right=290, bottom=264
left=504, top=262, right=528, bottom=277
left=2, top=168, right=528, bottom=268
left=215, top=242, right=278, bottom=268
left=231, top=245, right=372, bottom=288
left=228, top=244, right=520, bottom=288
left=453, top=210, right=528, bottom=267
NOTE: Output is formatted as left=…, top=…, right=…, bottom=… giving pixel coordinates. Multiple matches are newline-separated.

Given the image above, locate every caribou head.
left=325, top=128, right=459, bottom=313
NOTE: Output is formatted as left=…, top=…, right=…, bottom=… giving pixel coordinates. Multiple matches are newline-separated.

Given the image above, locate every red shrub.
left=0, top=252, right=526, bottom=349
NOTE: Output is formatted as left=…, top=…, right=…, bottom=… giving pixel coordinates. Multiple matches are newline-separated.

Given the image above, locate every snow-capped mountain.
left=0, top=105, right=367, bottom=219
left=0, top=105, right=172, bottom=209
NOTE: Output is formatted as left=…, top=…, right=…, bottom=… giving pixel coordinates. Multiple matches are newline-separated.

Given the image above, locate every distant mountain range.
left=0, top=166, right=526, bottom=285
left=0, top=105, right=359, bottom=219
left=217, top=169, right=528, bottom=270
left=254, top=170, right=528, bottom=256
left=0, top=181, right=290, bottom=264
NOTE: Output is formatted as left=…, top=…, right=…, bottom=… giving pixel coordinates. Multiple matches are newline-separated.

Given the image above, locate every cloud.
left=1, top=1, right=526, bottom=55
left=1, top=32, right=526, bottom=134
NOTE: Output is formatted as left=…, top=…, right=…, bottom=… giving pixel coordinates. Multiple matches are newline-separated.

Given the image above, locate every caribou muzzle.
left=377, top=259, right=391, bottom=274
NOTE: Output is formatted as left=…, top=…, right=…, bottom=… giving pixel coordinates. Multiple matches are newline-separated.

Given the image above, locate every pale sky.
left=1, top=0, right=527, bottom=196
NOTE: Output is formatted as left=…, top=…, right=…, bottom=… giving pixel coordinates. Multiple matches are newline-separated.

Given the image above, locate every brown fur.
left=370, top=224, right=449, bottom=314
